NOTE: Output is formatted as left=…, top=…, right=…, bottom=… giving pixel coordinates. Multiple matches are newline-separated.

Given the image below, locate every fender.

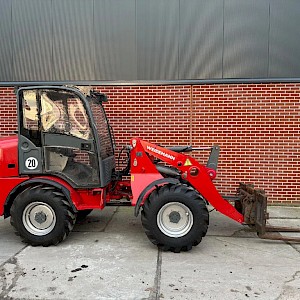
left=4, top=177, right=78, bottom=218
left=134, top=178, right=180, bottom=217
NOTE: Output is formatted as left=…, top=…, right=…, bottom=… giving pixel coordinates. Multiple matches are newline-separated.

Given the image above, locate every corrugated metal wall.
left=1, top=0, right=300, bottom=81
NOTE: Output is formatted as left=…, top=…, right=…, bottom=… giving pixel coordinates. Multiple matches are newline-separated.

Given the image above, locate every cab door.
left=17, top=87, right=101, bottom=188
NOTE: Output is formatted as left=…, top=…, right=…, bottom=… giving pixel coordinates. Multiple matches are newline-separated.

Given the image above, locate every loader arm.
left=130, top=138, right=244, bottom=224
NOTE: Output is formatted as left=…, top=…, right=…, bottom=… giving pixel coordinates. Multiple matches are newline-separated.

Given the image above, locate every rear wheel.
left=10, top=185, right=76, bottom=246
left=141, top=184, right=209, bottom=252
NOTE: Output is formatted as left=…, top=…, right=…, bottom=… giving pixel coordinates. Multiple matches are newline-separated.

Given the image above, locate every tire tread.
left=10, top=185, right=76, bottom=246
left=141, top=184, right=209, bottom=253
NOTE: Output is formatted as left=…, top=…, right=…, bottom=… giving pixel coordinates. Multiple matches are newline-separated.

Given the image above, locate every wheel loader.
left=0, top=86, right=299, bottom=252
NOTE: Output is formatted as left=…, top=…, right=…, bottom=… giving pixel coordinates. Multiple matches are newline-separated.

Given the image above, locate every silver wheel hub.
left=23, top=202, right=56, bottom=236
left=168, top=211, right=181, bottom=223
left=157, top=202, right=193, bottom=238
left=34, top=211, right=47, bottom=224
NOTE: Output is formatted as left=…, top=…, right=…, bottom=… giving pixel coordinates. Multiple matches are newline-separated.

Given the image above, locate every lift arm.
left=130, top=138, right=244, bottom=224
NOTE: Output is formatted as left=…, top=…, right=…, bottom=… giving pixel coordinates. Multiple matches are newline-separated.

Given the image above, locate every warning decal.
left=184, top=159, right=192, bottom=166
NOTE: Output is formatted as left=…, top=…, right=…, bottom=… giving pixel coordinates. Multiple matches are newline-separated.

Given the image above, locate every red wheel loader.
left=0, top=86, right=299, bottom=252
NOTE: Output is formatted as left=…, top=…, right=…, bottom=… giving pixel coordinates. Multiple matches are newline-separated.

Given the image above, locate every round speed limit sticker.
left=25, top=157, right=39, bottom=170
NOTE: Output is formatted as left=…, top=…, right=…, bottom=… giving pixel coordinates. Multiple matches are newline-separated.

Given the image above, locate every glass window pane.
left=40, top=90, right=91, bottom=140
left=22, top=90, right=39, bottom=130
left=44, top=146, right=100, bottom=186
left=89, top=99, right=114, bottom=159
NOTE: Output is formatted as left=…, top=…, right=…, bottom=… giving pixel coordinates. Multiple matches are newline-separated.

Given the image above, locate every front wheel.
left=10, top=185, right=76, bottom=246
left=141, top=184, right=209, bottom=252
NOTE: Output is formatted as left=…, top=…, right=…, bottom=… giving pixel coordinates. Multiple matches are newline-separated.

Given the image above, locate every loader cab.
left=17, top=86, right=115, bottom=188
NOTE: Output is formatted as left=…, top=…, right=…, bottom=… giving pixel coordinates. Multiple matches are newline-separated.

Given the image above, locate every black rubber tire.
left=10, top=185, right=76, bottom=246
left=76, top=209, right=93, bottom=222
left=141, top=184, right=209, bottom=253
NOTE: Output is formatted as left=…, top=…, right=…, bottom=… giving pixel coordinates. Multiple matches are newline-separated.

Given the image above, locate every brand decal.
left=146, top=146, right=176, bottom=161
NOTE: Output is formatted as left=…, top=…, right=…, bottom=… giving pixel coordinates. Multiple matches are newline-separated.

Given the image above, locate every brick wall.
left=191, top=84, right=300, bottom=205
left=0, top=87, right=17, bottom=135
left=0, top=84, right=299, bottom=205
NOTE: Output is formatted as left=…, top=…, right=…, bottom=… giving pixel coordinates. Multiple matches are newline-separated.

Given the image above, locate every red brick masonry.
left=1, top=84, right=299, bottom=205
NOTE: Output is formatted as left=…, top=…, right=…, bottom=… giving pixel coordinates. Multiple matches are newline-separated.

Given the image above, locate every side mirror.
left=89, top=91, right=108, bottom=103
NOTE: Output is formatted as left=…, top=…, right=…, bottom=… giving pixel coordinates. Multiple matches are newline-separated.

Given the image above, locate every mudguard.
left=134, top=178, right=180, bottom=217
left=3, top=177, right=79, bottom=218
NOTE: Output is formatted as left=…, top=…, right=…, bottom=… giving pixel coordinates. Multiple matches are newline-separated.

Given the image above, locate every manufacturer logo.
left=146, top=146, right=176, bottom=161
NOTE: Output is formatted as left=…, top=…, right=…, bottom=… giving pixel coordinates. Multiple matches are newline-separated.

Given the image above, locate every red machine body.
left=0, top=86, right=252, bottom=251
left=0, top=135, right=243, bottom=222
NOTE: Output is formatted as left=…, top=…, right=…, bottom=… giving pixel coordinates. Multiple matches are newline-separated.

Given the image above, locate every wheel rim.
left=157, top=202, right=193, bottom=238
left=22, top=202, right=56, bottom=236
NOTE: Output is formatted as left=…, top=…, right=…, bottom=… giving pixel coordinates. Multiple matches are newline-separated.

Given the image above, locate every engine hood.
left=0, top=135, right=19, bottom=177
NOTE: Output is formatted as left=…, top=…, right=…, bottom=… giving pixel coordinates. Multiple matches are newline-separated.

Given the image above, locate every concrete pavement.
left=0, top=206, right=300, bottom=300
